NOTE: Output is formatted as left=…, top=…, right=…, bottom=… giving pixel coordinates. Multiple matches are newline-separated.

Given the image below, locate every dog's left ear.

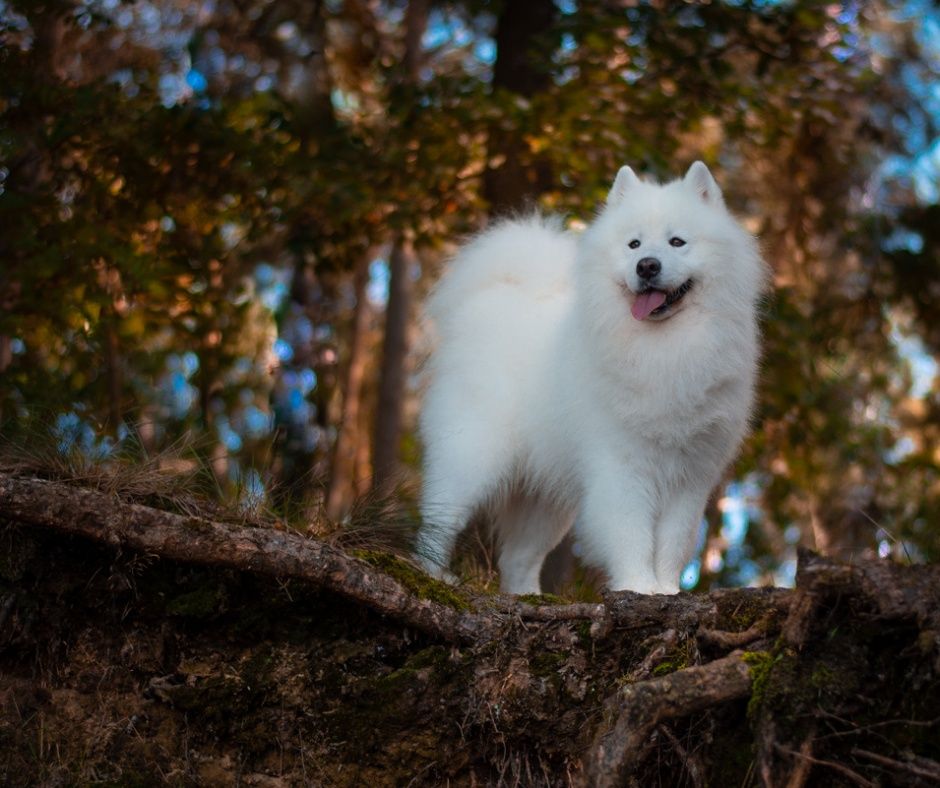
left=684, top=161, right=724, bottom=206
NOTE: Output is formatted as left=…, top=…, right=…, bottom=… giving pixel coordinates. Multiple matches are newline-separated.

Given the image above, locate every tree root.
left=587, top=651, right=754, bottom=787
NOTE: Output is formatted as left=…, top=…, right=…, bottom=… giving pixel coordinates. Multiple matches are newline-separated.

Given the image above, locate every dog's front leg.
left=578, top=457, right=666, bottom=594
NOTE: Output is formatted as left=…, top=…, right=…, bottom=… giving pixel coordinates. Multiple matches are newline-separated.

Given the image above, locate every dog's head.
left=583, top=162, right=766, bottom=325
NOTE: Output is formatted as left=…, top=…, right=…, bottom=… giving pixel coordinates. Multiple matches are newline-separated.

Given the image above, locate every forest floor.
left=1, top=470, right=939, bottom=787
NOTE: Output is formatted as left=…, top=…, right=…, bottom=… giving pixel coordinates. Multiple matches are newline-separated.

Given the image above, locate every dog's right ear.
left=608, top=165, right=640, bottom=206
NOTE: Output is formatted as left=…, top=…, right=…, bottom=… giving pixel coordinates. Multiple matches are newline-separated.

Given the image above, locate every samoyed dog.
left=416, top=162, right=767, bottom=595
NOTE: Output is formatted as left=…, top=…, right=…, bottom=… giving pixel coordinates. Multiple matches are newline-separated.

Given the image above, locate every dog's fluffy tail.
left=426, top=215, right=576, bottom=332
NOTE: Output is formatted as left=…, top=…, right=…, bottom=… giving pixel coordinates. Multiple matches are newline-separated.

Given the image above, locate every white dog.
left=416, top=162, right=766, bottom=595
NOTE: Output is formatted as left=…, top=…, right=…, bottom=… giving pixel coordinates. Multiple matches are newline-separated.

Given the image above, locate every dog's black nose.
left=636, top=257, right=661, bottom=280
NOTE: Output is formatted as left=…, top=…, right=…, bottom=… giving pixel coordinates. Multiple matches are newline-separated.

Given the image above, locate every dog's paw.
left=415, top=555, right=458, bottom=586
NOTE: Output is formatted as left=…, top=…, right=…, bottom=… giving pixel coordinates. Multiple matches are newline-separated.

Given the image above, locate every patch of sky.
left=298, top=368, right=317, bottom=394
left=890, top=322, right=937, bottom=398
left=116, top=5, right=134, bottom=28
left=240, top=405, right=272, bottom=438
left=137, top=3, right=161, bottom=35
left=53, top=411, right=117, bottom=459
left=159, top=72, right=190, bottom=107
left=474, top=39, right=496, bottom=64
left=835, top=4, right=859, bottom=26
left=332, top=89, right=359, bottom=114
left=10, top=338, right=24, bottom=354
left=679, top=517, right=710, bottom=589
left=882, top=227, right=924, bottom=254
left=676, top=6, right=703, bottom=28
left=186, top=68, right=207, bottom=93
left=555, top=0, right=577, bottom=13
left=302, top=425, right=320, bottom=453
left=254, top=263, right=289, bottom=313
left=159, top=353, right=199, bottom=418
left=276, top=20, right=297, bottom=42
left=290, top=313, right=316, bottom=345
left=832, top=44, right=854, bottom=62
left=160, top=215, right=176, bottom=233
left=679, top=560, right=701, bottom=590
left=230, top=357, right=253, bottom=380
left=773, top=557, right=797, bottom=588
left=367, top=258, right=391, bottom=306
left=885, top=435, right=916, bottom=465
left=273, top=338, right=294, bottom=363
left=220, top=222, right=245, bottom=250
left=720, top=481, right=751, bottom=547
left=181, top=351, right=199, bottom=377
left=217, top=417, right=243, bottom=452
left=166, top=372, right=197, bottom=418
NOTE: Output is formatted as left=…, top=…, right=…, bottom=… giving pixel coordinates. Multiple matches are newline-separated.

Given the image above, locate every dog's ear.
left=608, top=165, right=640, bottom=206
left=684, top=161, right=724, bottom=206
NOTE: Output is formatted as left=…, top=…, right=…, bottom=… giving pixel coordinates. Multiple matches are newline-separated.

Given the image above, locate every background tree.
left=1, top=0, right=938, bottom=589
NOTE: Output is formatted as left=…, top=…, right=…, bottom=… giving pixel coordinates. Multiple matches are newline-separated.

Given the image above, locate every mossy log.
left=1, top=471, right=938, bottom=786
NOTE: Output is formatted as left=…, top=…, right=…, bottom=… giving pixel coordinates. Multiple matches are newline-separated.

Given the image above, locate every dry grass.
left=0, top=420, right=437, bottom=562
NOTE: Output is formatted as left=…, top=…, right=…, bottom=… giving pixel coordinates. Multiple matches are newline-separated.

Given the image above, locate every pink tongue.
left=631, top=290, right=667, bottom=321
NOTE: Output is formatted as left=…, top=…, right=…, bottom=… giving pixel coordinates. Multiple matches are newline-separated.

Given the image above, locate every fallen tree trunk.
left=0, top=470, right=938, bottom=786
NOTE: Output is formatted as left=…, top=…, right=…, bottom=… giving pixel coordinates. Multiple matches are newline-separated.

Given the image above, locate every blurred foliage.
left=1, top=0, right=938, bottom=587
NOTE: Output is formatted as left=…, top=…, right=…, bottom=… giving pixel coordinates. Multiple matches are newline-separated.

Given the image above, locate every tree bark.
left=372, top=239, right=415, bottom=489
left=326, top=254, right=374, bottom=519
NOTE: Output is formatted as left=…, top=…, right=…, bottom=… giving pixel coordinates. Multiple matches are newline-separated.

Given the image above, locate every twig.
left=659, top=723, right=704, bottom=788
left=783, top=731, right=816, bottom=788
left=851, top=748, right=940, bottom=782
left=774, top=744, right=873, bottom=787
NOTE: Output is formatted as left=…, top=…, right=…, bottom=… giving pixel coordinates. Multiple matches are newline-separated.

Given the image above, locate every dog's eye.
left=669, top=237, right=686, bottom=247
left=628, top=239, right=641, bottom=249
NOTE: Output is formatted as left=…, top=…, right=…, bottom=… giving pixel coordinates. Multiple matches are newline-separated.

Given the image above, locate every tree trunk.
left=326, top=255, right=373, bottom=519
left=483, top=0, right=559, bottom=215
left=372, top=239, right=415, bottom=489
left=1, top=469, right=938, bottom=787
left=371, top=1, right=429, bottom=490
left=103, top=320, right=122, bottom=432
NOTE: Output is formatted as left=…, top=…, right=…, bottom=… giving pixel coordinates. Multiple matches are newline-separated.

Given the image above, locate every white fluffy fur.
left=416, top=163, right=767, bottom=595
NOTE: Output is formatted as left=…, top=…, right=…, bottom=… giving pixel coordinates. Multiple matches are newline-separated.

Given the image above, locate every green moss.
left=810, top=664, right=837, bottom=689
left=529, top=651, right=567, bottom=677
left=353, top=550, right=471, bottom=611
left=405, top=645, right=452, bottom=670
left=652, top=659, right=683, bottom=677
left=517, top=592, right=567, bottom=606
left=743, top=650, right=779, bottom=719
left=166, top=583, right=224, bottom=618
left=718, top=594, right=774, bottom=632
left=650, top=638, right=696, bottom=678
left=575, top=620, right=593, bottom=644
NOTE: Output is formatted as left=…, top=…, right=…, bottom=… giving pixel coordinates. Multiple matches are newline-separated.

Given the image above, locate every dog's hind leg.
left=496, top=499, right=574, bottom=595
left=416, top=432, right=510, bottom=583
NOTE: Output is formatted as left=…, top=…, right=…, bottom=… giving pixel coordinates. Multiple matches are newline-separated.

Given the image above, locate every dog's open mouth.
left=631, top=279, right=694, bottom=321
